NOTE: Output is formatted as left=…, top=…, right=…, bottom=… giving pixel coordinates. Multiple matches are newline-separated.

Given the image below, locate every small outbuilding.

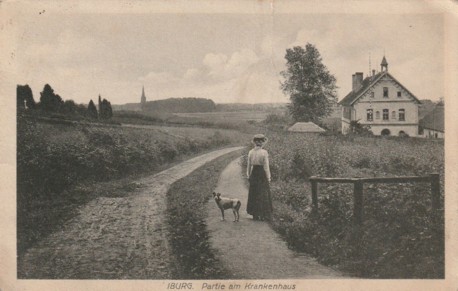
left=420, top=104, right=444, bottom=138
left=287, top=122, right=326, bottom=133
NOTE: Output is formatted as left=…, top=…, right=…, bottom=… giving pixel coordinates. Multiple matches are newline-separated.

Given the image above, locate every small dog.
left=212, top=192, right=241, bottom=222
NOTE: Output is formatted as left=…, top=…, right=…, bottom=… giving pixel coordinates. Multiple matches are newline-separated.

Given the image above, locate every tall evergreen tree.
left=62, top=100, right=78, bottom=114
left=98, top=96, right=113, bottom=119
left=40, top=84, right=63, bottom=112
left=280, top=43, right=338, bottom=123
left=103, top=99, right=113, bottom=119
left=87, top=99, right=98, bottom=119
left=98, top=94, right=102, bottom=117
left=17, top=84, right=36, bottom=110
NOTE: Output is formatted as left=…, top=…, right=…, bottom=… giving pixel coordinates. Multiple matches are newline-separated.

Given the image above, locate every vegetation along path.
left=18, top=146, right=243, bottom=279
left=206, top=157, right=345, bottom=279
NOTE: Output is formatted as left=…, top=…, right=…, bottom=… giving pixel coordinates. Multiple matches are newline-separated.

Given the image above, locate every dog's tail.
left=235, top=200, right=242, bottom=210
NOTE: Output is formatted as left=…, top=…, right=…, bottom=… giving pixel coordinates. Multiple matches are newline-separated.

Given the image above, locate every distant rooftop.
left=420, top=105, right=444, bottom=132
left=288, top=122, right=325, bottom=133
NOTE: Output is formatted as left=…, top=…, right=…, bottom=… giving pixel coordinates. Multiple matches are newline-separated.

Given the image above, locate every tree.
left=349, top=120, right=372, bottom=136
left=87, top=99, right=98, bottom=119
left=62, top=100, right=78, bottom=114
left=40, top=84, right=63, bottom=112
left=98, top=95, right=113, bottom=119
left=280, top=43, right=338, bottom=123
left=98, top=94, right=102, bottom=117
left=17, top=84, right=36, bottom=110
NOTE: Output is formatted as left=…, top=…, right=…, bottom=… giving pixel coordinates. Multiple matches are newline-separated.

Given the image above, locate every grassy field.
left=112, top=109, right=282, bottom=132
left=173, top=111, right=270, bottom=121
left=121, top=124, right=248, bottom=143
left=247, top=132, right=444, bottom=278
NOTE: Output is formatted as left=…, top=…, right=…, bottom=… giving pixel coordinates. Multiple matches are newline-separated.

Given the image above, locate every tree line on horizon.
left=17, top=84, right=113, bottom=120
left=142, top=97, right=216, bottom=113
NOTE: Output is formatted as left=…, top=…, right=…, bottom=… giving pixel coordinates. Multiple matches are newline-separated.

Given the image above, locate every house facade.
left=339, top=57, right=422, bottom=137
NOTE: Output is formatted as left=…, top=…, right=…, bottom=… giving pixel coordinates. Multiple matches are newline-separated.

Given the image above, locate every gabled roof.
left=420, top=105, right=444, bottom=132
left=288, top=122, right=325, bottom=133
left=338, top=71, right=422, bottom=106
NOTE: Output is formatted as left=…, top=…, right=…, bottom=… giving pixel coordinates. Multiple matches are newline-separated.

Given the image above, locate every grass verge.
left=165, top=149, right=244, bottom=279
left=244, top=132, right=444, bottom=278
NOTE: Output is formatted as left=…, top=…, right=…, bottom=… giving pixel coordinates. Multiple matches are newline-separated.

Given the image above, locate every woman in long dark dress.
left=246, top=134, right=272, bottom=221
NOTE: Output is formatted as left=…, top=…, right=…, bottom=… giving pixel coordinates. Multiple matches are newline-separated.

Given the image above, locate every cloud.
left=202, top=49, right=259, bottom=80
left=138, top=52, right=287, bottom=104
left=203, top=53, right=228, bottom=71
left=140, top=71, right=178, bottom=86
left=183, top=68, right=201, bottom=80
left=23, top=29, right=103, bottom=65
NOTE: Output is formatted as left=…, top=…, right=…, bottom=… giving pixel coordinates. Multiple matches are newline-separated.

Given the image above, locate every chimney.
left=372, top=69, right=376, bottom=77
left=352, top=72, right=364, bottom=91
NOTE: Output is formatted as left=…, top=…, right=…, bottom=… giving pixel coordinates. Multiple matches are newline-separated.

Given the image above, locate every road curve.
left=18, top=146, right=244, bottom=279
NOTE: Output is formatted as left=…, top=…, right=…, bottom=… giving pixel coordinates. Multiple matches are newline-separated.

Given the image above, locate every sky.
left=7, top=1, right=445, bottom=105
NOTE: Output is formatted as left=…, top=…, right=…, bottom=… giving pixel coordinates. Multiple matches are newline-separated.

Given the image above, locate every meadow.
left=173, top=111, right=270, bottom=121
left=251, top=132, right=444, bottom=278
left=111, top=109, right=282, bottom=131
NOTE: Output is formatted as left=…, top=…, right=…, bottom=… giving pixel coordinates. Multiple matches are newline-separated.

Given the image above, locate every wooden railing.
left=309, top=174, right=441, bottom=224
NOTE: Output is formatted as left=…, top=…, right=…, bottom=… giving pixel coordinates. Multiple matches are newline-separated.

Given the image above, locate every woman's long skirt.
left=247, top=165, right=273, bottom=220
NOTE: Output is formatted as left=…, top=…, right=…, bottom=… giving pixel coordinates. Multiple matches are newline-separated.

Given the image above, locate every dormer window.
left=383, top=87, right=389, bottom=98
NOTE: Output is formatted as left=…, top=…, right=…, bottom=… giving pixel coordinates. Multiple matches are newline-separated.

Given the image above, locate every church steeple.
left=141, top=86, right=146, bottom=107
left=381, top=56, right=388, bottom=72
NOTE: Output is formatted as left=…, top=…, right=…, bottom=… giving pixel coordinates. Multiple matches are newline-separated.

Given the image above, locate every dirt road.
left=206, top=157, right=344, bottom=279
left=18, top=146, right=243, bottom=279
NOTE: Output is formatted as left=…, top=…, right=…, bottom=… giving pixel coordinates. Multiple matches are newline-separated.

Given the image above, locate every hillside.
left=143, top=97, right=216, bottom=113
left=112, top=103, right=141, bottom=111
left=215, top=103, right=287, bottom=112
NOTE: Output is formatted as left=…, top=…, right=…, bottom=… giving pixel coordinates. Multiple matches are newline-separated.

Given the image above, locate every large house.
left=339, top=57, right=422, bottom=136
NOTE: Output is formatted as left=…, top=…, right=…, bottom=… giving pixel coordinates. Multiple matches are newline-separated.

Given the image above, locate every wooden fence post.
left=353, top=181, right=364, bottom=225
left=311, top=180, right=318, bottom=209
left=430, top=173, right=440, bottom=211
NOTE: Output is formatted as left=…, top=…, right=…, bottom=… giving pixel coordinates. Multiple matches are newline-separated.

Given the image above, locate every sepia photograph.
left=1, top=0, right=458, bottom=290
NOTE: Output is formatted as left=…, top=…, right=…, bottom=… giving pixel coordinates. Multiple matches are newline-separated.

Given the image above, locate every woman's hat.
left=252, top=134, right=268, bottom=145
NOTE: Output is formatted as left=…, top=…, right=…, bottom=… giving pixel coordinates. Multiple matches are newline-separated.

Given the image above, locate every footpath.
left=205, top=157, right=344, bottom=279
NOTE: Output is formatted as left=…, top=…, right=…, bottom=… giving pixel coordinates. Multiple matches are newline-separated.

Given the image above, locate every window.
left=370, top=91, right=375, bottom=98
left=397, top=91, right=402, bottom=98
left=383, top=109, right=389, bottom=120
left=399, top=109, right=405, bottom=121
left=367, top=109, right=373, bottom=121
left=375, top=111, right=380, bottom=119
left=391, top=111, right=396, bottom=119
left=383, top=87, right=389, bottom=98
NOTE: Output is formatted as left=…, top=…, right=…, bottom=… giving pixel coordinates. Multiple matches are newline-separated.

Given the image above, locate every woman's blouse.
left=247, top=146, right=271, bottom=181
